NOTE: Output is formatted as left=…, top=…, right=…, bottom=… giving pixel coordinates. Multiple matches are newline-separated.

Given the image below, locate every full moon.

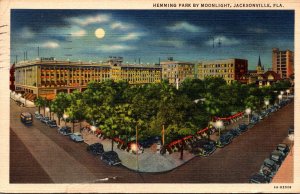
left=95, top=28, right=105, bottom=39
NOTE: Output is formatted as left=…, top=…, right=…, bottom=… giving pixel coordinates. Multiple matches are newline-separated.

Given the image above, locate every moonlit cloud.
left=67, top=14, right=110, bottom=26
left=205, top=36, right=240, bottom=46
left=155, top=39, right=186, bottom=48
left=167, top=21, right=205, bottom=33
left=20, top=27, right=35, bottom=39
left=110, top=22, right=132, bottom=30
left=97, top=44, right=136, bottom=52
left=71, top=29, right=87, bottom=37
left=41, top=41, right=60, bottom=48
left=118, top=32, right=144, bottom=41
left=247, top=27, right=268, bottom=34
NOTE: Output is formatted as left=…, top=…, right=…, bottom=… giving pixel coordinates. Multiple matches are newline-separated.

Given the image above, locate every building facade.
left=14, top=57, right=161, bottom=100
left=272, top=48, right=294, bottom=79
left=197, top=58, right=248, bottom=84
left=10, top=64, right=15, bottom=91
left=160, top=57, right=195, bottom=85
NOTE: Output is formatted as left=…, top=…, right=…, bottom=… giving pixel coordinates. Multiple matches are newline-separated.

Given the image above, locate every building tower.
left=256, top=55, right=264, bottom=74
left=272, top=48, right=294, bottom=79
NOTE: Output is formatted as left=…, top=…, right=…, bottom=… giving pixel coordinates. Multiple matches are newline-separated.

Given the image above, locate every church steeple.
left=258, top=55, right=262, bottom=67
left=256, top=55, right=264, bottom=74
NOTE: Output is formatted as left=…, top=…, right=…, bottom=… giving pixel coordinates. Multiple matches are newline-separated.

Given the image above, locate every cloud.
left=41, top=41, right=60, bottom=48
left=205, top=36, right=240, bottom=46
left=110, top=22, right=132, bottom=30
left=167, top=22, right=205, bottom=33
left=155, top=39, right=186, bottom=48
left=97, top=44, right=136, bottom=52
left=118, top=32, right=144, bottom=41
left=71, top=29, right=87, bottom=37
left=67, top=14, right=110, bottom=26
left=20, top=27, right=35, bottom=39
left=247, top=27, right=268, bottom=34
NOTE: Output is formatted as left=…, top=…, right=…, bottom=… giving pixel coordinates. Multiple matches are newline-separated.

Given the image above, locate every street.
left=10, top=99, right=294, bottom=183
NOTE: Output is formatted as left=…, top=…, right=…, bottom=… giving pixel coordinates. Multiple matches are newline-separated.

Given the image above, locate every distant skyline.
left=11, top=10, right=294, bottom=69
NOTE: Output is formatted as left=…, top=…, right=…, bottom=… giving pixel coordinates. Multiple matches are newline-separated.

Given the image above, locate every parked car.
left=250, top=116, right=259, bottom=124
left=69, top=132, right=84, bottom=142
left=288, top=126, right=294, bottom=135
left=217, top=132, right=233, bottom=148
left=47, top=120, right=57, bottom=128
left=276, top=143, right=290, bottom=156
left=87, top=143, right=104, bottom=155
left=249, top=173, right=271, bottom=183
left=269, top=106, right=277, bottom=113
left=260, top=165, right=276, bottom=178
left=270, top=150, right=284, bottom=165
left=237, top=123, right=248, bottom=133
left=229, top=128, right=241, bottom=137
left=263, top=158, right=279, bottom=172
left=34, top=112, right=43, bottom=119
left=101, top=151, right=121, bottom=166
left=58, top=126, right=72, bottom=136
left=40, top=116, right=50, bottom=124
left=191, top=139, right=216, bottom=156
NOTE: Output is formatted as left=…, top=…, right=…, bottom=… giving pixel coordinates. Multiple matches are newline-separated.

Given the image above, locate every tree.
left=34, top=97, right=46, bottom=114
left=51, top=92, right=70, bottom=125
left=66, top=90, right=86, bottom=133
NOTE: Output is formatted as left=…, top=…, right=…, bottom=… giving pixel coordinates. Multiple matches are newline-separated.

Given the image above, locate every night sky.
left=11, top=10, right=294, bottom=69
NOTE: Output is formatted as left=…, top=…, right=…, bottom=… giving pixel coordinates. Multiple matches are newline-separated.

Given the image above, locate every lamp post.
left=63, top=113, right=69, bottom=126
left=278, top=94, right=283, bottom=104
left=286, top=89, right=290, bottom=99
left=245, top=108, right=251, bottom=124
left=215, top=120, right=224, bottom=146
left=45, top=107, right=50, bottom=118
left=90, top=125, right=97, bottom=134
left=264, top=100, right=269, bottom=110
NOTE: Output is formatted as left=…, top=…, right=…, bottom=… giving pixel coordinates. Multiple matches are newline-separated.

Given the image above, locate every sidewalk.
left=80, top=116, right=246, bottom=173
left=81, top=129, right=194, bottom=172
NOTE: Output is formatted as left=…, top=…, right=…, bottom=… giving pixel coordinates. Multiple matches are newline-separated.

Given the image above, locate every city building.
left=197, top=58, right=248, bottom=84
left=160, top=57, right=195, bottom=86
left=239, top=56, right=280, bottom=86
left=14, top=57, right=161, bottom=100
left=272, top=48, right=294, bottom=79
left=10, top=64, right=15, bottom=91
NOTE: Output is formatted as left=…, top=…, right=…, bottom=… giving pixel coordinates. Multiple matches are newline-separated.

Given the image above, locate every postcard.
left=0, top=0, right=299, bottom=193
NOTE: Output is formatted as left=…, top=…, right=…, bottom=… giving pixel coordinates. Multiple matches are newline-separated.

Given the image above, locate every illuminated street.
left=10, top=99, right=294, bottom=183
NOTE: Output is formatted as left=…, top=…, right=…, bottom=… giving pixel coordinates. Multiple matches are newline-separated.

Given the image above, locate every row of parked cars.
left=34, top=112, right=58, bottom=128
left=251, top=98, right=292, bottom=124
left=86, top=143, right=122, bottom=166
left=34, top=112, right=122, bottom=166
left=35, top=112, right=85, bottom=143
left=249, top=143, right=290, bottom=183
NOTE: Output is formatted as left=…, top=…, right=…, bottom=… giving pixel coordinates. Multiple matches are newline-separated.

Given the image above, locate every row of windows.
left=202, top=74, right=234, bottom=78
left=200, top=69, right=235, bottom=73
left=200, top=63, right=234, bottom=68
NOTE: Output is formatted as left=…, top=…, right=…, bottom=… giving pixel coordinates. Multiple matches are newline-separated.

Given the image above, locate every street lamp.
left=45, top=107, right=50, bottom=117
left=214, top=120, right=224, bottom=146
left=286, top=89, right=290, bottom=99
left=264, top=100, right=269, bottom=109
left=245, top=108, right=251, bottom=124
left=278, top=94, right=283, bottom=104
left=280, top=91, right=284, bottom=95
left=63, top=113, right=69, bottom=126
left=90, top=125, right=97, bottom=134
left=130, top=142, right=139, bottom=171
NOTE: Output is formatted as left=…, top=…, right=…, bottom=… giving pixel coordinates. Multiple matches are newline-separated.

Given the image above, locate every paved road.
left=10, top=99, right=294, bottom=183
